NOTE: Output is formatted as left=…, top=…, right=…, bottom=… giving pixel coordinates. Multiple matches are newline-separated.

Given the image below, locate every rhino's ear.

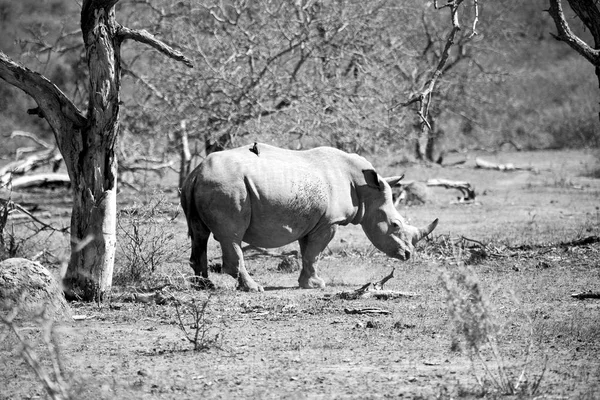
left=384, top=174, right=404, bottom=188
left=363, top=169, right=384, bottom=191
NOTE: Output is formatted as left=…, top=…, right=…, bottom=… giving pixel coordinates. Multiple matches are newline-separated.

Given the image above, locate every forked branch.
left=398, top=0, right=479, bottom=134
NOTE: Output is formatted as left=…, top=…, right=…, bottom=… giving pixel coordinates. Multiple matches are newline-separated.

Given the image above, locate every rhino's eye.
left=391, top=221, right=401, bottom=231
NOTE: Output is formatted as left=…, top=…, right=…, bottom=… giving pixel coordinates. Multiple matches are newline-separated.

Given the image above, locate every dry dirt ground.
left=1, top=149, right=600, bottom=399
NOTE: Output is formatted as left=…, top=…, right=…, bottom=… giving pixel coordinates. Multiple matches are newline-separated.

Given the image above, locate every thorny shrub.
left=173, top=294, right=222, bottom=351
left=0, top=199, right=68, bottom=263
left=440, top=255, right=547, bottom=396
left=115, top=194, right=183, bottom=285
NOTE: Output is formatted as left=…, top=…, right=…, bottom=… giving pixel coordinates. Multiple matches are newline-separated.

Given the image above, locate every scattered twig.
left=344, top=308, right=391, bottom=315
left=373, top=268, right=395, bottom=290
left=335, top=268, right=419, bottom=300
left=0, top=198, right=68, bottom=233
left=571, top=291, right=600, bottom=300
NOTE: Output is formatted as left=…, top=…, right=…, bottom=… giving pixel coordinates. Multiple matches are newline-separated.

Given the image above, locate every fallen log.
left=475, top=157, right=536, bottom=172
left=0, top=149, right=63, bottom=185
left=426, top=178, right=476, bottom=201
left=571, top=292, right=600, bottom=300
left=5, top=173, right=70, bottom=190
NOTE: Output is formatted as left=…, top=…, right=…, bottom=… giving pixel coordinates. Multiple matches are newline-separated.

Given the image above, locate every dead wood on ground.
left=335, top=268, right=419, bottom=300
left=508, top=236, right=600, bottom=252
left=475, top=157, right=536, bottom=172
left=426, top=178, right=476, bottom=201
left=392, top=178, right=475, bottom=205
left=432, top=234, right=600, bottom=265
left=344, top=308, right=391, bottom=315
left=6, top=174, right=71, bottom=190
left=0, top=150, right=63, bottom=186
left=571, top=292, right=600, bottom=300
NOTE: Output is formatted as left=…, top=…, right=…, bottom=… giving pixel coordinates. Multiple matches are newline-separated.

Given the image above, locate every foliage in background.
left=0, top=0, right=84, bottom=141
left=0, top=0, right=599, bottom=164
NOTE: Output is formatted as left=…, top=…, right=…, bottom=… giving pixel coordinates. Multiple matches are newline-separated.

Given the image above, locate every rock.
left=402, top=181, right=430, bottom=205
left=0, top=258, right=71, bottom=321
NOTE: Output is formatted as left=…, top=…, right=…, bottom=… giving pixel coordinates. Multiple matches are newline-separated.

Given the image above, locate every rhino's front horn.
left=410, top=218, right=439, bottom=245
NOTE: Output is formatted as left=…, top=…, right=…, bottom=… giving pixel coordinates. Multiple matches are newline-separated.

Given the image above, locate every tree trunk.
left=415, top=126, right=429, bottom=161
left=61, top=2, right=121, bottom=301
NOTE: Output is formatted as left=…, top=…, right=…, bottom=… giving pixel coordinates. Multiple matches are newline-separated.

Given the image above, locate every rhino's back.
left=199, top=144, right=362, bottom=183
left=190, top=144, right=370, bottom=246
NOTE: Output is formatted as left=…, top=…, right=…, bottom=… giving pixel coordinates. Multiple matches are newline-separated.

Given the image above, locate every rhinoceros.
left=180, top=143, right=438, bottom=292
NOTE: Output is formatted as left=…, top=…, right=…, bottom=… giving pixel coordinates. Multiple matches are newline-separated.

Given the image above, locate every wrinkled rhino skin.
left=181, top=143, right=438, bottom=292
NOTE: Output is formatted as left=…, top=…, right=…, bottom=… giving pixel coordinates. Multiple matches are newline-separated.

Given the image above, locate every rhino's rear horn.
left=411, top=218, right=439, bottom=245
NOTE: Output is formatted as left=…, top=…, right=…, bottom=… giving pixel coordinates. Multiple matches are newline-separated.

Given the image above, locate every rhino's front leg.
left=221, top=241, right=264, bottom=292
left=298, top=226, right=337, bottom=289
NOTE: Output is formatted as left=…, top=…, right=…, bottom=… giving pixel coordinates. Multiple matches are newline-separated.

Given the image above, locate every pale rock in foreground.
left=0, top=258, right=71, bottom=321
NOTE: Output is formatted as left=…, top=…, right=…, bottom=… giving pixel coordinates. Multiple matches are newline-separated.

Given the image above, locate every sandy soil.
left=1, top=149, right=600, bottom=399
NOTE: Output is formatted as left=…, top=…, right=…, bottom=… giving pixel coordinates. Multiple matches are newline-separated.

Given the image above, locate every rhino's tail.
left=180, top=175, right=199, bottom=237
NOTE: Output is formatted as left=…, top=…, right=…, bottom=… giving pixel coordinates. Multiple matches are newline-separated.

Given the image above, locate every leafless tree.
left=0, top=0, right=192, bottom=301
left=399, top=0, right=480, bottom=162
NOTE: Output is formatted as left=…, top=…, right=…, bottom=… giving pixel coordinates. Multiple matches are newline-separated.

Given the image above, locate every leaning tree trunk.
left=0, top=0, right=192, bottom=301
left=548, top=0, right=600, bottom=122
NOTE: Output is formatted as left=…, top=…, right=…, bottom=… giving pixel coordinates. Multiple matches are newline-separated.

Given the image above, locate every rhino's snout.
left=386, top=244, right=412, bottom=261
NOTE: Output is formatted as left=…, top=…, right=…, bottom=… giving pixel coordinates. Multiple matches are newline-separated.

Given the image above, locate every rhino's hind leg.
left=298, top=228, right=336, bottom=289
left=189, top=223, right=215, bottom=290
left=221, top=241, right=264, bottom=292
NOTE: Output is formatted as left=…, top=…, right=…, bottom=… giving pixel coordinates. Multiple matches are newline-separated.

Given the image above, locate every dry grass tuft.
left=1, top=300, right=73, bottom=400
left=440, top=251, right=547, bottom=396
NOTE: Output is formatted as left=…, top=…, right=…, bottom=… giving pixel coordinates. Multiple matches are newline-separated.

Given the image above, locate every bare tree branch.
left=10, top=131, right=53, bottom=150
left=0, top=52, right=87, bottom=130
left=117, top=26, right=194, bottom=68
left=547, top=0, right=600, bottom=65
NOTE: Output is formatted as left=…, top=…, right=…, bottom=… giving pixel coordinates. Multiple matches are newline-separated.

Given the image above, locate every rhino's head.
left=360, top=171, right=438, bottom=260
